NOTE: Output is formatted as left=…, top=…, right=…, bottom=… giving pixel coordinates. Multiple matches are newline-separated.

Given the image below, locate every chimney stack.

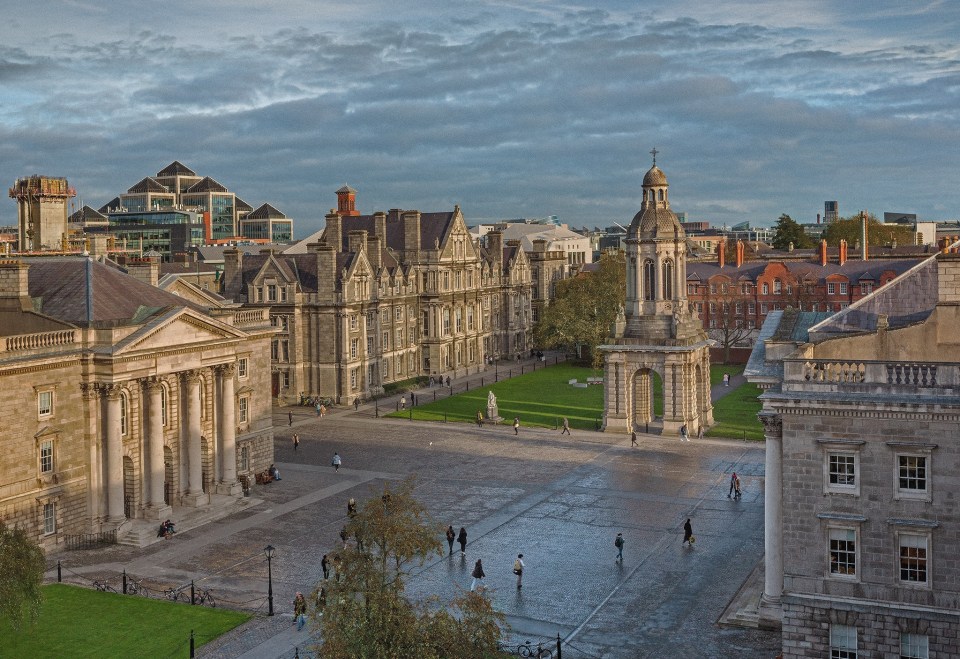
left=819, top=239, right=828, bottom=266
left=860, top=211, right=869, bottom=261
left=323, top=210, right=343, bottom=251
left=839, top=239, right=848, bottom=266
left=348, top=230, right=367, bottom=255
left=374, top=211, right=387, bottom=244
left=735, top=240, right=744, bottom=268
left=717, top=238, right=726, bottom=268
left=817, top=213, right=821, bottom=225
left=487, top=231, right=503, bottom=268
left=367, top=234, right=382, bottom=273
left=0, top=260, right=32, bottom=311
left=222, top=248, right=243, bottom=299
left=402, top=211, right=421, bottom=261
left=127, top=256, right=160, bottom=288
left=316, top=244, right=338, bottom=303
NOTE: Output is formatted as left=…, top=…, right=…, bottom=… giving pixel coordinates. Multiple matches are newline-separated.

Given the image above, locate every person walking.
left=340, top=525, right=349, bottom=549
left=683, top=518, right=694, bottom=547
left=734, top=474, right=742, bottom=500
left=288, top=411, right=293, bottom=426
left=321, top=554, right=330, bottom=580
left=615, top=532, right=625, bottom=561
left=631, top=430, right=638, bottom=447
left=680, top=423, right=688, bottom=441
left=446, top=525, right=456, bottom=556
left=728, top=472, right=738, bottom=498
left=513, top=416, right=520, bottom=436
left=332, top=452, right=342, bottom=471
left=400, top=395, right=406, bottom=410
left=293, top=433, right=300, bottom=451
left=347, top=498, right=357, bottom=517
left=293, top=592, right=307, bottom=631
left=457, top=527, right=467, bottom=557
left=319, top=403, right=327, bottom=418
left=315, top=402, right=321, bottom=417
left=513, top=554, right=525, bottom=589
left=446, top=376, right=451, bottom=387
left=697, top=425, right=704, bottom=440
left=561, top=417, right=571, bottom=435
left=470, top=559, right=486, bottom=592
left=723, top=373, right=730, bottom=386
left=476, top=410, right=484, bottom=428
left=354, top=398, right=360, bottom=411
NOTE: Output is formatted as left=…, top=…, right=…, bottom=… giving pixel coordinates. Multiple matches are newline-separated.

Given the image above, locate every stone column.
left=181, top=370, right=208, bottom=506
left=217, top=363, right=241, bottom=495
left=80, top=383, right=103, bottom=523
left=101, top=383, right=126, bottom=525
left=758, top=410, right=784, bottom=622
left=143, top=378, right=172, bottom=519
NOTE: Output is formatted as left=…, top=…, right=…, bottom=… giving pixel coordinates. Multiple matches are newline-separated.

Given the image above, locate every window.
left=899, top=533, right=928, bottom=584
left=901, top=633, right=929, bottom=659
left=43, top=502, right=56, bottom=535
left=898, top=455, right=928, bottom=496
left=382, top=331, right=390, bottom=349
left=40, top=440, right=54, bottom=473
left=760, top=302, right=768, bottom=314
left=267, top=284, right=277, bottom=301
left=350, top=368, right=358, bottom=390
left=38, top=390, right=54, bottom=418
left=839, top=282, right=848, bottom=294
left=829, top=453, right=857, bottom=488
left=120, top=392, right=128, bottom=436
left=455, top=308, right=463, bottom=333
left=395, top=306, right=402, bottom=321
left=395, top=328, right=403, bottom=347
left=422, top=311, right=429, bottom=338
left=467, top=307, right=475, bottom=331
left=773, top=279, right=782, bottom=294
left=161, top=385, right=168, bottom=426
left=366, top=312, right=373, bottom=329
left=829, top=624, right=857, bottom=658
left=443, top=308, right=451, bottom=335
left=643, top=260, right=655, bottom=300
left=351, top=339, right=359, bottom=359
left=661, top=260, right=674, bottom=299
left=710, top=284, right=717, bottom=294
left=238, top=358, right=248, bottom=379
left=350, top=315, right=358, bottom=330
left=829, top=528, right=857, bottom=576
left=748, top=302, right=756, bottom=314
left=861, top=283, right=873, bottom=295
left=271, top=341, right=279, bottom=360
left=735, top=302, right=743, bottom=314
left=762, top=282, right=769, bottom=295
left=366, top=337, right=373, bottom=354
left=238, top=396, right=249, bottom=423
left=280, top=286, right=288, bottom=302
left=240, top=445, right=249, bottom=471
left=828, top=282, right=836, bottom=295
left=709, top=302, right=716, bottom=314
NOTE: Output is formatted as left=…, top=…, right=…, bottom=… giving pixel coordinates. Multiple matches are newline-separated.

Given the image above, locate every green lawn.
left=710, top=364, right=744, bottom=386
left=2, top=584, right=250, bottom=658
left=388, top=364, right=625, bottom=430
left=707, top=380, right=764, bottom=440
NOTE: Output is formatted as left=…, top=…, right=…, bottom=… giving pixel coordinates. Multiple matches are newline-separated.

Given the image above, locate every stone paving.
left=47, top=365, right=778, bottom=658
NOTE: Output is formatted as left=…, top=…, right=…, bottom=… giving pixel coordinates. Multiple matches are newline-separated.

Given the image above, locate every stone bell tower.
left=600, top=150, right=713, bottom=436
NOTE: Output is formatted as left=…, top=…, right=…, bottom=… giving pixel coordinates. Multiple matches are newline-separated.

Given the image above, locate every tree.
left=312, top=477, right=509, bottom=659
left=534, top=251, right=626, bottom=369
left=706, top=288, right=754, bottom=364
left=771, top=214, right=815, bottom=250
left=0, top=521, right=45, bottom=630
left=822, top=213, right=914, bottom=248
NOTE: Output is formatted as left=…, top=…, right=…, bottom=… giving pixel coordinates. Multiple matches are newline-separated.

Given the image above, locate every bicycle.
left=518, top=641, right=553, bottom=658
left=196, top=589, right=217, bottom=607
left=93, top=579, right=116, bottom=593
left=126, top=578, right=150, bottom=596
left=165, top=585, right=189, bottom=602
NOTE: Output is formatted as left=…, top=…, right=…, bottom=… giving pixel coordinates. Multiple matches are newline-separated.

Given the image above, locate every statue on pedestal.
left=486, top=390, right=499, bottom=420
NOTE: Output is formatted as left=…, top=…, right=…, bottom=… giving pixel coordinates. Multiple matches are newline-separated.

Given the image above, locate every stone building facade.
left=0, top=257, right=274, bottom=550
left=747, top=251, right=960, bottom=657
left=600, top=159, right=713, bottom=435
left=222, top=189, right=533, bottom=403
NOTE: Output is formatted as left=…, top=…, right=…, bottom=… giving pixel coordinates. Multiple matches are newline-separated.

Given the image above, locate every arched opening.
left=123, top=456, right=135, bottom=519
left=662, top=259, right=674, bottom=300
left=643, top=260, right=655, bottom=300
left=163, top=446, right=174, bottom=506
left=631, top=368, right=664, bottom=432
left=657, top=189, right=664, bottom=201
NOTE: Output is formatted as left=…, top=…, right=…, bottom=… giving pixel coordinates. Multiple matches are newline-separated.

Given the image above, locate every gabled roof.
left=97, top=197, right=122, bottom=214
left=156, top=161, right=197, bottom=177
left=336, top=185, right=357, bottom=194
left=24, top=257, right=204, bottom=327
left=686, top=259, right=919, bottom=284
left=69, top=205, right=107, bottom=223
left=185, top=176, right=229, bottom=194
left=247, top=203, right=287, bottom=220
left=338, top=211, right=456, bottom=252
left=126, top=177, right=170, bottom=194
left=235, top=197, right=253, bottom=212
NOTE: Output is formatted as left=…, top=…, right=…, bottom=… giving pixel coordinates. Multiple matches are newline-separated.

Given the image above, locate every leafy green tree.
left=822, top=213, right=914, bottom=248
left=0, top=521, right=45, bottom=630
left=534, top=251, right=626, bottom=368
left=312, top=478, right=509, bottom=659
left=771, top=214, right=815, bottom=250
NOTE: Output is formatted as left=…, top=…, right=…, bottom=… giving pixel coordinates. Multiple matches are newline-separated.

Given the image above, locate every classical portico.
left=600, top=154, right=714, bottom=435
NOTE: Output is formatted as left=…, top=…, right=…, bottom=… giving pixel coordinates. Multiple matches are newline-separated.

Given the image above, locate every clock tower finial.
left=650, top=147, right=658, bottom=166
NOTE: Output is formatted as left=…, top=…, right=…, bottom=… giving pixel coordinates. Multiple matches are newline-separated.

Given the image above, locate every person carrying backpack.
left=615, top=532, right=624, bottom=561
left=513, top=554, right=525, bottom=589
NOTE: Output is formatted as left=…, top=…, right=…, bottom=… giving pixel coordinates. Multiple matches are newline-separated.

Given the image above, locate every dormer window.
left=267, top=284, right=277, bottom=302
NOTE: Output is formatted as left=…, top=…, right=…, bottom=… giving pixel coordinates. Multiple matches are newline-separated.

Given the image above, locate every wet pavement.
left=47, top=361, right=778, bottom=658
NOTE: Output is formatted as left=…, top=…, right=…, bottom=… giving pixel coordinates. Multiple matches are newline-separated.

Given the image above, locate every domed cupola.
left=628, top=149, right=685, bottom=241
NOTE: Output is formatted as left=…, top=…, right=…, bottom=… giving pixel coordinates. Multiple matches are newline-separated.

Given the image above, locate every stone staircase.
left=118, top=493, right=263, bottom=548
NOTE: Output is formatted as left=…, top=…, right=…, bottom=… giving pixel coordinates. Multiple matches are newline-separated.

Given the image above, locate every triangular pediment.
left=252, top=255, right=295, bottom=285
left=114, top=308, right=247, bottom=355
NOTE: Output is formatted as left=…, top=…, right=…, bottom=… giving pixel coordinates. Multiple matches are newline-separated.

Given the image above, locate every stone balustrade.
left=784, top=358, right=960, bottom=391
left=234, top=308, right=268, bottom=326
left=2, top=329, right=78, bottom=353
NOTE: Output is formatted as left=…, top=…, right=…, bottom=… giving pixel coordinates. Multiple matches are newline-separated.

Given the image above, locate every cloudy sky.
left=2, top=1, right=958, bottom=237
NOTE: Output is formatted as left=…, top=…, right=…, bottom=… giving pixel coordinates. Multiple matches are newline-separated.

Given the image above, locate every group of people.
left=156, top=519, right=176, bottom=538
left=445, top=524, right=525, bottom=591
left=429, top=375, right=452, bottom=387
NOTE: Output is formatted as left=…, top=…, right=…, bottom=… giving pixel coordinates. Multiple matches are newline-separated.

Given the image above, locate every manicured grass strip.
left=707, top=380, right=764, bottom=440
left=710, top=364, right=744, bottom=386
left=2, top=584, right=250, bottom=658
left=388, top=364, right=615, bottom=430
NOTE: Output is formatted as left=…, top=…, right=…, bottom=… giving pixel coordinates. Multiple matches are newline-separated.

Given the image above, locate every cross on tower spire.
left=650, top=147, right=658, bottom=166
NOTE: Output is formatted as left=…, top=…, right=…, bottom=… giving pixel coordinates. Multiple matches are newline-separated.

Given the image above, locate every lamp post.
left=264, top=545, right=275, bottom=616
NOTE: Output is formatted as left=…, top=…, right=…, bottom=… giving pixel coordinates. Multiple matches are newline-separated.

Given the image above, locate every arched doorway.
left=123, top=456, right=135, bottom=519
left=163, top=446, right=174, bottom=506
left=631, top=368, right=664, bottom=432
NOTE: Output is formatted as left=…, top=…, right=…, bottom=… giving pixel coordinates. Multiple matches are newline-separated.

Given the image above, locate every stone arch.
left=630, top=365, right=664, bottom=431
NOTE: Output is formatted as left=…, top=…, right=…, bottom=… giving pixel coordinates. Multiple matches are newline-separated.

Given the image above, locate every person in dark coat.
left=321, top=554, right=330, bottom=580
left=457, top=527, right=467, bottom=557
left=683, top=518, right=694, bottom=547
left=446, top=525, right=456, bottom=556
left=470, top=559, right=486, bottom=591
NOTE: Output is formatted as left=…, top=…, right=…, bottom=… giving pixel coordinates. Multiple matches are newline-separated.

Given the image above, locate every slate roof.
left=336, top=185, right=357, bottom=194
left=156, top=161, right=197, bottom=177
left=235, top=197, right=253, bottom=212
left=127, top=177, right=170, bottom=194
left=338, top=211, right=455, bottom=252
left=97, top=197, right=122, bottom=214
left=185, top=177, right=229, bottom=194
left=69, top=205, right=107, bottom=223
left=24, top=258, right=202, bottom=327
left=686, top=258, right=920, bottom=284
left=247, top=203, right=287, bottom=220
